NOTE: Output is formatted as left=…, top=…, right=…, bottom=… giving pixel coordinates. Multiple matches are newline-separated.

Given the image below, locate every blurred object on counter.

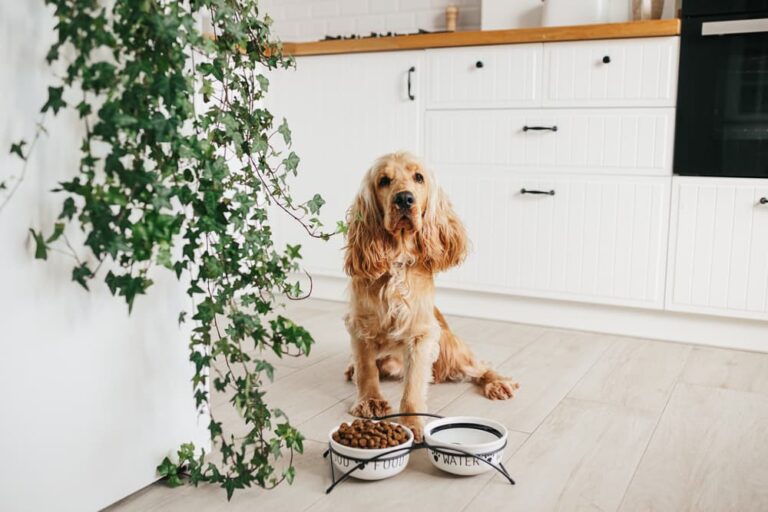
left=541, top=0, right=608, bottom=26
left=481, top=0, right=544, bottom=30
left=446, top=5, right=458, bottom=32
left=632, top=0, right=666, bottom=20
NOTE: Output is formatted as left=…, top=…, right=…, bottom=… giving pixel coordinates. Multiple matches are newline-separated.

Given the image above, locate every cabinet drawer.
left=667, top=177, right=768, bottom=321
left=543, top=37, right=679, bottom=107
left=425, top=44, right=542, bottom=109
left=426, top=108, right=674, bottom=176
left=438, top=174, right=670, bottom=309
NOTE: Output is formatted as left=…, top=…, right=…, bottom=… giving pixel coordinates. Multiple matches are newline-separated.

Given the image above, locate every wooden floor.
left=107, top=299, right=768, bottom=512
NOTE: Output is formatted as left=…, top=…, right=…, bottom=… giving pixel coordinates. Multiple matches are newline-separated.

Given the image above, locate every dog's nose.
left=394, top=191, right=415, bottom=210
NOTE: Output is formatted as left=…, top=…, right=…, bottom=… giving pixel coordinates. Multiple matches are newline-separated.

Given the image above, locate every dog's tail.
left=432, top=308, right=519, bottom=400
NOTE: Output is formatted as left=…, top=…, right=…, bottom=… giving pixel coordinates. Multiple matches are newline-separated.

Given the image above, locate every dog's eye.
left=378, top=176, right=391, bottom=187
left=414, top=173, right=424, bottom=183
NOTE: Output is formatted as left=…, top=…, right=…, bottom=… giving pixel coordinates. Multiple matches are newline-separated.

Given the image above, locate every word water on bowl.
left=423, top=416, right=508, bottom=476
left=328, top=419, right=414, bottom=480
left=429, top=447, right=503, bottom=468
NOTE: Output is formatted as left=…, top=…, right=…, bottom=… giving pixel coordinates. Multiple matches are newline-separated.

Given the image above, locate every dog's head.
left=372, top=152, right=429, bottom=234
left=344, top=152, right=468, bottom=280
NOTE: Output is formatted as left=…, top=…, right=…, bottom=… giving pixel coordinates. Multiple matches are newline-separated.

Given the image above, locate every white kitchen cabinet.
left=426, top=108, right=674, bottom=176
left=438, top=173, right=671, bottom=309
left=425, top=44, right=542, bottom=109
left=667, top=177, right=768, bottom=321
left=267, top=51, right=424, bottom=276
left=543, top=37, right=679, bottom=107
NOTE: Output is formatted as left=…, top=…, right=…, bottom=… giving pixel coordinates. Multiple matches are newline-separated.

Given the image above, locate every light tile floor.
left=107, top=299, right=768, bottom=512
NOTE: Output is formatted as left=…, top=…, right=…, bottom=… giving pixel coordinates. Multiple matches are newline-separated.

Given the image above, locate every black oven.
left=674, top=0, right=768, bottom=178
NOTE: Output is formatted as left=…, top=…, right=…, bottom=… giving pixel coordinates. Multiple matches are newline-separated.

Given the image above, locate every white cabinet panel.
left=267, top=52, right=424, bottom=276
left=438, top=173, right=671, bottom=309
left=426, top=108, right=674, bottom=176
left=543, top=37, right=679, bottom=107
left=667, top=177, right=768, bottom=321
left=425, top=44, right=542, bottom=109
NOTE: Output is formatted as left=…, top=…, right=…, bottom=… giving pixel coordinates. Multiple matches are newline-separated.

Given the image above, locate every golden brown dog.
left=343, top=152, right=519, bottom=438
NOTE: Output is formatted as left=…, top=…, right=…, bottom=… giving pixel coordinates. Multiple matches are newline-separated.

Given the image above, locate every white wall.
left=262, top=0, right=482, bottom=42
left=261, top=0, right=681, bottom=42
left=0, top=2, right=209, bottom=511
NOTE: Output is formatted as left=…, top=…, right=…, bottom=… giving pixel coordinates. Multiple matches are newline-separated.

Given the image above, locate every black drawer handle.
left=407, top=66, right=415, bottom=101
left=760, top=197, right=767, bottom=205
left=602, top=55, right=611, bottom=64
left=475, top=60, right=484, bottom=68
left=521, top=188, right=555, bottom=196
left=523, top=125, right=558, bottom=132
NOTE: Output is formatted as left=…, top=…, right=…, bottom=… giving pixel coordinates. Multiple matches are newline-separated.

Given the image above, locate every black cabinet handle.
left=475, top=60, right=484, bottom=68
left=523, top=125, right=558, bottom=132
left=407, top=66, right=415, bottom=101
left=760, top=197, right=767, bottom=205
left=521, top=188, right=556, bottom=196
left=602, top=55, right=611, bottom=64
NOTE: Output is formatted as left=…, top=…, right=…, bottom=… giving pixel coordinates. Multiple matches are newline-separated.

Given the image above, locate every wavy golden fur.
left=343, top=152, right=519, bottom=439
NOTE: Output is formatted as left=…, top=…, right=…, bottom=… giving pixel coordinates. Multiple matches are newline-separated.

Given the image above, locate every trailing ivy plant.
left=8, top=0, right=342, bottom=499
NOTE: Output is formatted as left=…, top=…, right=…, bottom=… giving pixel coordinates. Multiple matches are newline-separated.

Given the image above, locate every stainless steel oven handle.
left=702, top=18, right=768, bottom=36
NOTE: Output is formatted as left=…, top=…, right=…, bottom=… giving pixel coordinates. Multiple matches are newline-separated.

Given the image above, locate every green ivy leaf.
left=46, top=222, right=65, bottom=243
left=285, top=244, right=301, bottom=259
left=72, top=263, right=93, bottom=290
left=10, top=140, right=27, bottom=160
left=283, top=151, right=299, bottom=174
left=29, top=229, right=48, bottom=260
left=76, top=101, right=92, bottom=118
left=59, top=197, right=76, bottom=220
left=283, top=465, right=296, bottom=484
left=255, top=74, right=269, bottom=92
left=277, top=118, right=291, bottom=145
left=156, top=457, right=184, bottom=488
left=306, top=194, right=325, bottom=215
left=41, top=86, right=66, bottom=115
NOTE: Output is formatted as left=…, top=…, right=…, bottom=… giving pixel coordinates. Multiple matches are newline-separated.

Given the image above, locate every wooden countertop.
left=283, top=19, right=680, bottom=57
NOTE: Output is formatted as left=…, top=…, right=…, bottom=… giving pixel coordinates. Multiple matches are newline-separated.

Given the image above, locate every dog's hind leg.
left=432, top=307, right=519, bottom=400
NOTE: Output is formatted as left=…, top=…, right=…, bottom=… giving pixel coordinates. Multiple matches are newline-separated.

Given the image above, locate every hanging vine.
left=8, top=0, right=342, bottom=498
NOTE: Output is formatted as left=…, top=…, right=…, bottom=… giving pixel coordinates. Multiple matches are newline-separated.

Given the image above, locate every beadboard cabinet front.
left=667, top=177, right=768, bottom=321
left=426, top=108, right=675, bottom=176
left=437, top=173, right=671, bottom=309
left=267, top=51, right=424, bottom=276
left=425, top=44, right=542, bottom=109
left=542, top=36, right=679, bottom=107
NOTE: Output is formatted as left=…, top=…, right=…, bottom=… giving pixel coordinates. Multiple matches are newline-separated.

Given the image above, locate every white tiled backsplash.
left=261, top=0, right=482, bottom=42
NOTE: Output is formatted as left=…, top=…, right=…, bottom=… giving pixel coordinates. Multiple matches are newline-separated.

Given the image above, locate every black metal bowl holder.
left=323, top=412, right=515, bottom=494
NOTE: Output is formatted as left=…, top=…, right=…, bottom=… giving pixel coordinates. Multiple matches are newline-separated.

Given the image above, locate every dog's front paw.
left=350, top=397, right=391, bottom=418
left=483, top=380, right=520, bottom=400
left=399, top=415, right=424, bottom=442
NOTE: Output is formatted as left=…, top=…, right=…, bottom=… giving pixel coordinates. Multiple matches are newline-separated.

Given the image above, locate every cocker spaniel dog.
left=343, top=152, right=519, bottom=438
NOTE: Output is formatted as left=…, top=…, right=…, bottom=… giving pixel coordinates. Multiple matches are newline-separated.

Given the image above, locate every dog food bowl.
left=328, top=422, right=414, bottom=480
left=423, top=416, right=508, bottom=476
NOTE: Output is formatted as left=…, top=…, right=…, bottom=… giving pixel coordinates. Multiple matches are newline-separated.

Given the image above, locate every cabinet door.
left=667, top=177, right=768, bottom=321
left=267, top=51, right=423, bottom=277
left=425, top=44, right=542, bottom=109
left=426, top=108, right=675, bottom=177
left=438, top=173, right=670, bottom=309
left=543, top=37, right=679, bottom=107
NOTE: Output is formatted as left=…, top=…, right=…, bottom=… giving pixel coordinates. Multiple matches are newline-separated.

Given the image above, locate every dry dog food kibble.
left=332, top=419, right=408, bottom=449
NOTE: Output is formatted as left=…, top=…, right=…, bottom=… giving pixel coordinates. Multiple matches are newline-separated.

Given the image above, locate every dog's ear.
left=344, top=180, right=390, bottom=280
left=420, top=183, right=468, bottom=273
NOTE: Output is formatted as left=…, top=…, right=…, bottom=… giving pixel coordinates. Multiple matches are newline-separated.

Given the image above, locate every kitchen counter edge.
left=282, top=19, right=680, bottom=57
